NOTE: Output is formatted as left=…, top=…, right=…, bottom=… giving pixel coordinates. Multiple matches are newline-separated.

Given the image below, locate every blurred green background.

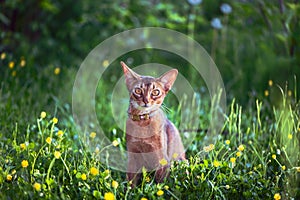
left=1, top=0, right=299, bottom=103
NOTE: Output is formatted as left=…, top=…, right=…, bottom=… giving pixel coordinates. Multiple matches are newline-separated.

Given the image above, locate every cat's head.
left=121, top=61, right=178, bottom=112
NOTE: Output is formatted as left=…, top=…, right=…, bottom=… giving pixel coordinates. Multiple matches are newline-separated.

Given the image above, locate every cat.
left=121, top=61, right=185, bottom=187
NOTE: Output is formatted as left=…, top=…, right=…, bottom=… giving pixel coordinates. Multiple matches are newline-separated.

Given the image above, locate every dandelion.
left=12, top=71, right=17, bottom=77
left=296, top=167, right=300, bottom=172
left=204, top=144, right=215, bottom=152
left=54, top=151, right=61, bottom=159
left=187, top=0, right=202, bottom=6
left=220, top=3, right=232, bottom=14
left=20, top=59, right=26, bottom=67
left=225, top=185, right=230, bottom=189
left=90, top=132, right=96, bottom=139
left=90, top=167, right=99, bottom=176
left=20, top=143, right=26, bottom=150
left=213, top=160, right=220, bottom=167
left=264, top=90, right=269, bottom=97
left=57, top=130, right=64, bottom=137
left=211, top=18, right=222, bottom=29
left=6, top=174, right=12, bottom=181
left=1, top=52, right=6, bottom=60
left=54, top=67, right=61, bottom=75
left=287, top=90, right=292, bottom=97
left=157, top=189, right=164, bottom=196
left=281, top=165, right=286, bottom=171
left=81, top=173, right=87, bottom=180
left=159, top=158, right=168, bottom=166
left=40, top=111, right=47, bottom=119
left=104, top=192, right=115, bottom=200
left=46, top=137, right=52, bottom=144
left=172, top=153, right=178, bottom=159
left=12, top=170, right=16, bottom=175
left=33, top=182, right=42, bottom=191
left=111, top=180, right=119, bottom=189
left=230, top=157, right=236, bottom=163
left=225, top=140, right=230, bottom=145
left=21, top=160, right=29, bottom=168
left=112, top=140, right=119, bottom=147
left=274, top=193, right=281, bottom=200
left=164, top=185, right=169, bottom=190
left=102, top=60, right=110, bottom=68
left=141, top=198, right=148, bottom=200
left=238, top=144, right=245, bottom=152
left=52, top=117, right=58, bottom=124
left=288, top=133, right=293, bottom=139
left=236, top=151, right=242, bottom=157
left=9, top=61, right=15, bottom=69
left=268, top=80, right=273, bottom=86
left=272, top=154, right=276, bottom=159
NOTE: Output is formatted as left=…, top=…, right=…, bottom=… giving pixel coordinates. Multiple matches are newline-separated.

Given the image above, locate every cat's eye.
left=151, top=89, right=160, bottom=96
left=134, top=88, right=142, bottom=95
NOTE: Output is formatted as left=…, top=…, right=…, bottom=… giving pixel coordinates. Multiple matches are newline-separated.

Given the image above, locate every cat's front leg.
left=155, top=165, right=169, bottom=183
left=127, top=153, right=142, bottom=187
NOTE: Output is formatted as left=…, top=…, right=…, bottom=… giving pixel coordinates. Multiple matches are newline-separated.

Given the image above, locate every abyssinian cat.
left=121, top=61, right=185, bottom=186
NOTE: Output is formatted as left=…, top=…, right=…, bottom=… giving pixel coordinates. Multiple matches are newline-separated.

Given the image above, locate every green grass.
left=0, top=54, right=300, bottom=199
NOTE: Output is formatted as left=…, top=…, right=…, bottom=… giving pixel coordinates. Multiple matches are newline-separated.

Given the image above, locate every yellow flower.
left=225, top=140, right=230, bottom=145
left=164, top=185, right=169, bottom=190
left=274, top=193, right=281, bottom=200
left=236, top=151, right=242, bottom=157
left=21, top=160, right=29, bottom=168
left=145, top=176, right=151, bottom=183
left=54, top=151, right=61, bottom=159
left=9, top=61, right=15, bottom=69
left=1, top=52, right=6, bottom=60
left=238, top=144, right=245, bottom=151
left=268, top=80, right=273, bottom=86
left=281, top=165, right=286, bottom=171
left=287, top=90, right=292, bottom=97
left=40, top=111, right=47, bottom=119
left=12, top=170, right=16, bottom=175
left=81, top=173, right=87, bottom=180
left=20, top=59, right=26, bottom=67
left=264, top=90, right=269, bottom=97
left=225, top=185, right=230, bottom=189
left=172, top=153, right=178, bottom=159
left=203, top=144, right=215, bottom=152
left=20, top=143, right=26, bottom=150
left=57, top=130, right=64, bottom=137
left=46, top=137, right=52, bottom=144
left=90, top=167, right=99, bottom=176
left=140, top=198, right=148, bottom=200
left=12, top=70, right=17, bottom=77
left=102, top=60, right=110, bottom=68
left=112, top=140, right=119, bottom=147
left=104, top=192, right=115, bottom=200
left=90, top=132, right=96, bottom=139
left=111, top=180, right=119, bottom=189
left=230, top=157, right=236, bottom=163
left=213, top=160, right=220, bottom=167
left=157, top=189, right=164, bottom=196
left=54, top=67, right=61, bottom=75
left=52, top=117, right=58, bottom=124
left=288, top=134, right=292, bottom=139
left=33, top=182, right=42, bottom=191
left=296, top=167, right=300, bottom=172
left=159, top=158, right=168, bottom=166
left=272, top=154, right=276, bottom=159
left=6, top=174, right=12, bottom=181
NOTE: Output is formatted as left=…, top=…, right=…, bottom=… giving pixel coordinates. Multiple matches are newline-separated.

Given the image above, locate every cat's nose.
left=143, top=98, right=149, bottom=105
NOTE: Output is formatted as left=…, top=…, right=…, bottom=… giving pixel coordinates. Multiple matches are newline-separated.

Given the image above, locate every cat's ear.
left=121, top=61, right=140, bottom=89
left=158, top=69, right=178, bottom=92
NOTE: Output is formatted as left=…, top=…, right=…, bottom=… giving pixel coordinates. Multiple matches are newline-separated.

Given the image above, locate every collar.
left=128, top=110, right=158, bottom=121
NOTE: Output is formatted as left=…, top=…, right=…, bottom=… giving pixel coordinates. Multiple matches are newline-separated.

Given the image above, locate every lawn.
left=1, top=0, right=300, bottom=199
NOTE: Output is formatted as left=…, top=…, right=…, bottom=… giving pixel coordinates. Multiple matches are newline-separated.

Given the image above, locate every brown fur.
left=121, top=61, right=185, bottom=186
